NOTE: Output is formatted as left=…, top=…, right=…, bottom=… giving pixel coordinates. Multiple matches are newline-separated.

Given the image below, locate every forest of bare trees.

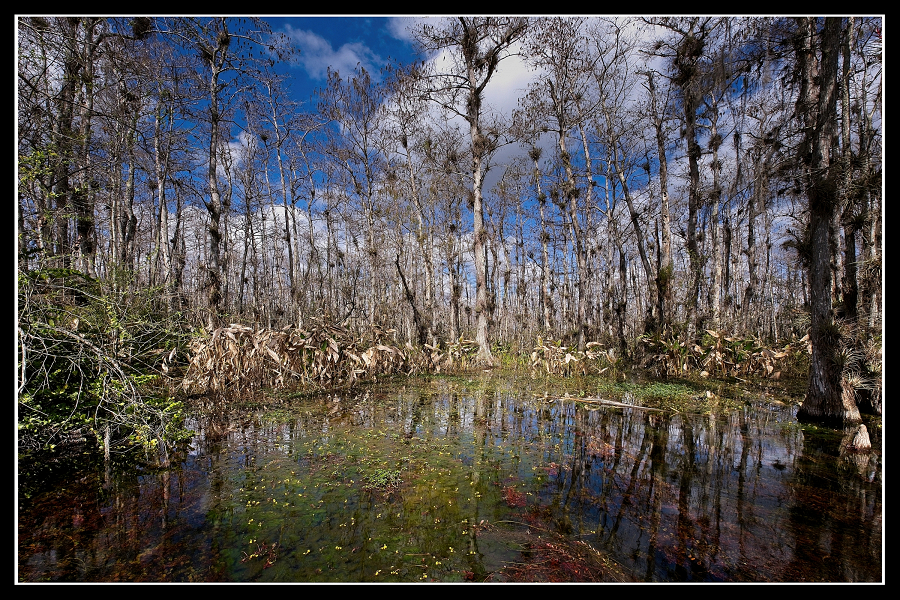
left=17, top=17, right=882, bottom=438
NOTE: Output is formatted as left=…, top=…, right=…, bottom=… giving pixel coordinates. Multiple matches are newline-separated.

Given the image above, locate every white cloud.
left=285, top=25, right=384, bottom=80
left=386, top=16, right=422, bottom=44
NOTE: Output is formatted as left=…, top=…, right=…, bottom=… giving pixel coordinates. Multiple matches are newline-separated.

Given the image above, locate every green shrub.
left=17, top=267, right=192, bottom=461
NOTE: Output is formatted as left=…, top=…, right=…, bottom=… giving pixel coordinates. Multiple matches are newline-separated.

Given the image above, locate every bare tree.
left=251, top=67, right=310, bottom=314
left=317, top=65, right=388, bottom=327
left=640, top=69, right=676, bottom=334
left=648, top=17, right=722, bottom=339
left=384, top=65, right=441, bottom=344
left=414, top=16, right=528, bottom=364
left=520, top=16, right=598, bottom=349
left=157, top=17, right=292, bottom=330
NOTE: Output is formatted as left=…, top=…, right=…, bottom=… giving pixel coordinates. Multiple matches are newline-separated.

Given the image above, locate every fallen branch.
left=540, top=395, right=670, bottom=412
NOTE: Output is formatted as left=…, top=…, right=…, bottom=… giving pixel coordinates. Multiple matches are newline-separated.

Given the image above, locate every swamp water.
left=18, top=373, right=882, bottom=583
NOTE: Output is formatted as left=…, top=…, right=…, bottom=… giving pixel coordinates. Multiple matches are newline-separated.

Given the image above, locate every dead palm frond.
left=181, top=318, right=438, bottom=397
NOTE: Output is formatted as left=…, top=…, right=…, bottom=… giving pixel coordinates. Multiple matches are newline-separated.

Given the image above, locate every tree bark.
left=203, top=30, right=227, bottom=331
left=796, top=17, right=862, bottom=426
left=531, top=149, right=553, bottom=334
left=644, top=70, right=674, bottom=334
left=49, top=17, right=83, bottom=268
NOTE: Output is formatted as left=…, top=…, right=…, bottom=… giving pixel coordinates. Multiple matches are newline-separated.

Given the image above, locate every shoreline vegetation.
left=19, top=271, right=879, bottom=468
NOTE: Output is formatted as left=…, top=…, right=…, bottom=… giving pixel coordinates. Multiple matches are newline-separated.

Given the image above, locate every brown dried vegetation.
left=181, top=319, right=444, bottom=397
left=530, top=338, right=622, bottom=377
left=528, top=330, right=814, bottom=383
left=638, top=330, right=811, bottom=380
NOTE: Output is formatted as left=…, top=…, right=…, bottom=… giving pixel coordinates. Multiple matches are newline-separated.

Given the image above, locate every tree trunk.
left=644, top=71, right=674, bottom=334
left=49, top=17, right=83, bottom=268
left=405, top=144, right=437, bottom=344
left=531, top=150, right=553, bottom=334
left=471, top=135, right=493, bottom=363
left=74, top=19, right=102, bottom=278
left=153, top=95, right=176, bottom=313
left=203, top=31, right=228, bottom=331
left=672, top=23, right=708, bottom=340
left=707, top=98, right=723, bottom=330
left=120, top=116, right=138, bottom=275
left=609, top=134, right=655, bottom=335
left=796, top=17, right=862, bottom=426
left=839, top=17, right=858, bottom=321
left=550, top=86, right=587, bottom=350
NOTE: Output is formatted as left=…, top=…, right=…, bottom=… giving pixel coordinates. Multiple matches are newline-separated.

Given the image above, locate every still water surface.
left=18, top=374, right=882, bottom=583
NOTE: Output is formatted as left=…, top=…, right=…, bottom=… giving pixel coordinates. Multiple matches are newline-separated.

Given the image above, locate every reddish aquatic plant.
left=502, top=486, right=527, bottom=508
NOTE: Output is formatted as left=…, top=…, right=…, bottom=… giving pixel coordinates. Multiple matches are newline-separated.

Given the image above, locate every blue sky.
left=271, top=16, right=421, bottom=104
left=266, top=16, right=540, bottom=191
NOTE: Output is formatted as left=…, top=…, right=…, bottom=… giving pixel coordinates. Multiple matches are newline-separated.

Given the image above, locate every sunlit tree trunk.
left=203, top=28, right=228, bottom=330
left=707, top=94, right=723, bottom=330
left=530, top=148, right=553, bottom=334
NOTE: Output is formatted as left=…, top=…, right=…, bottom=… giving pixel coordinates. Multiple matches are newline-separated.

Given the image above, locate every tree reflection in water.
left=18, top=376, right=882, bottom=582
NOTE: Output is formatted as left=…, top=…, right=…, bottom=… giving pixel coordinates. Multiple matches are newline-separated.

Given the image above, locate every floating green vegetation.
left=206, top=399, right=507, bottom=582
left=361, top=466, right=403, bottom=491
left=255, top=406, right=297, bottom=424
left=597, top=379, right=699, bottom=400
left=426, top=369, right=781, bottom=416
